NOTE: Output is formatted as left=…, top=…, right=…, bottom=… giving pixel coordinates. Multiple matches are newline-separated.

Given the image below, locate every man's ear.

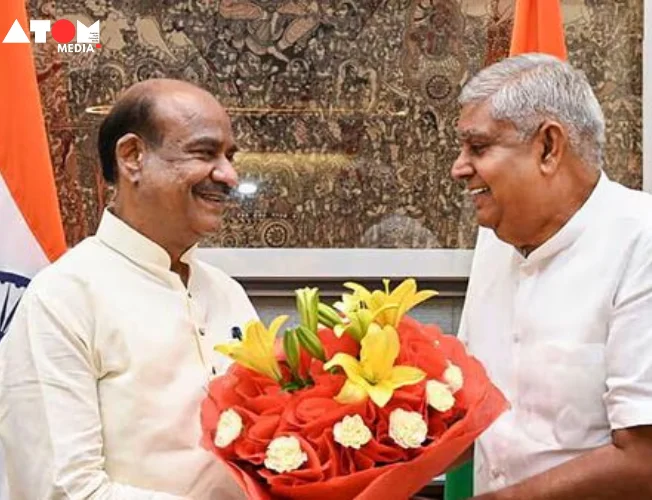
left=115, top=133, right=145, bottom=185
left=536, top=120, right=566, bottom=175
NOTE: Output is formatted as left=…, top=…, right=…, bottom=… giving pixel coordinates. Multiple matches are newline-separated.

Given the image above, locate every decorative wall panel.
left=30, top=0, right=642, bottom=249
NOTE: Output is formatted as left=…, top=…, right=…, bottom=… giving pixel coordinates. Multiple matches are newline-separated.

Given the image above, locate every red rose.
left=220, top=364, right=291, bottom=415
left=278, top=373, right=356, bottom=440
left=396, top=317, right=449, bottom=379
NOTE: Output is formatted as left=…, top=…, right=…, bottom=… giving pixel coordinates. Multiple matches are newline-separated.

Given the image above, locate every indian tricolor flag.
left=0, top=0, right=67, bottom=339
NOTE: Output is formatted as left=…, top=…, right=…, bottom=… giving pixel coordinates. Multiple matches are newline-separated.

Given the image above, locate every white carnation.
left=443, top=362, right=464, bottom=393
left=264, top=436, right=308, bottom=473
left=426, top=380, right=455, bottom=412
left=214, top=409, right=243, bottom=448
left=389, top=408, right=427, bottom=449
left=334, top=415, right=372, bottom=449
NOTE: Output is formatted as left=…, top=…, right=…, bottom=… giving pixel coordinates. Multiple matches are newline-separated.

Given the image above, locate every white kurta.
left=0, top=210, right=258, bottom=499
left=459, top=173, right=652, bottom=494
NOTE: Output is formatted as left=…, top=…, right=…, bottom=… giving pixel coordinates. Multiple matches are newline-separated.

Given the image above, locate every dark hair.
left=97, top=93, right=162, bottom=184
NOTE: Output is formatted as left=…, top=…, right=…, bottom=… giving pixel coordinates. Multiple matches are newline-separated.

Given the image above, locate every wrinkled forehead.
left=153, top=90, right=234, bottom=146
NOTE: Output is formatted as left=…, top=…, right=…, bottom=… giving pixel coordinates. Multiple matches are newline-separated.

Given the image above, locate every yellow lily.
left=343, top=278, right=438, bottom=328
left=333, top=305, right=397, bottom=342
left=333, top=292, right=362, bottom=314
left=324, top=323, right=425, bottom=407
left=215, top=316, right=288, bottom=382
left=332, top=289, right=397, bottom=341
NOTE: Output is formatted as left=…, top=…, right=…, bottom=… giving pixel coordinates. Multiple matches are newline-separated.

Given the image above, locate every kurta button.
left=198, top=328, right=205, bottom=336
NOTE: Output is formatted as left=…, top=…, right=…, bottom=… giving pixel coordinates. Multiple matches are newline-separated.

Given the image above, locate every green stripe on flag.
left=444, top=459, right=473, bottom=500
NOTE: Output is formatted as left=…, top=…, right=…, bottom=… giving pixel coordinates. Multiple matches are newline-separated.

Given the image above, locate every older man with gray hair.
left=452, top=53, right=652, bottom=499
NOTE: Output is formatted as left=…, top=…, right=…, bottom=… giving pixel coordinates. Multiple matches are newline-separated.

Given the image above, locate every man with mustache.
left=0, top=79, right=255, bottom=499
left=452, top=53, right=652, bottom=499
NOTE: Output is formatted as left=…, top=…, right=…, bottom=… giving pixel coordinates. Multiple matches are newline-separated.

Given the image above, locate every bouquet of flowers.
left=201, top=279, right=508, bottom=499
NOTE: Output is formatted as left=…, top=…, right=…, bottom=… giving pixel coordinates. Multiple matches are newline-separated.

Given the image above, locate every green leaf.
left=281, top=381, right=304, bottom=392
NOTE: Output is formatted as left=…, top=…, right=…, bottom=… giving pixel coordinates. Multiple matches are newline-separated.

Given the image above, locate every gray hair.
left=459, top=53, right=605, bottom=169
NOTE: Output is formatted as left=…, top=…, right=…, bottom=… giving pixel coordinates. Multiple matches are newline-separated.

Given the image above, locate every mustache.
left=192, top=182, right=233, bottom=198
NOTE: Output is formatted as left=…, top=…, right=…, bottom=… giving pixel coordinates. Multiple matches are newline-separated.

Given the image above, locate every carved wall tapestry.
left=31, top=0, right=642, bottom=249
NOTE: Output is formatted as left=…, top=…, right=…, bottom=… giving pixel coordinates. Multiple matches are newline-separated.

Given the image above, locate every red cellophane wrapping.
left=201, top=316, right=508, bottom=500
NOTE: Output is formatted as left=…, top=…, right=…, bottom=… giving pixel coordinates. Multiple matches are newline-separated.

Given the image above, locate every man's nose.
left=450, top=152, right=474, bottom=181
left=211, top=157, right=238, bottom=189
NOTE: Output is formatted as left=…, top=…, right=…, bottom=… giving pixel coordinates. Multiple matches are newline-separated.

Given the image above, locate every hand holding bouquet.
left=201, top=279, right=508, bottom=499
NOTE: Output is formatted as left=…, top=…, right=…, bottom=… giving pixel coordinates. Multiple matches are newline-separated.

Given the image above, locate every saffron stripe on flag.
left=0, top=0, right=67, bottom=264
left=509, top=0, right=568, bottom=60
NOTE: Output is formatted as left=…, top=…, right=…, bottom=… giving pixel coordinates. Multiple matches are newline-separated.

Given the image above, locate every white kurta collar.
left=96, top=209, right=197, bottom=270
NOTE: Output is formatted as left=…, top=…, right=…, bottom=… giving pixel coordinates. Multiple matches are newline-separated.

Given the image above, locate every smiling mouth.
left=193, top=182, right=233, bottom=205
left=194, top=191, right=230, bottom=204
left=465, top=187, right=490, bottom=196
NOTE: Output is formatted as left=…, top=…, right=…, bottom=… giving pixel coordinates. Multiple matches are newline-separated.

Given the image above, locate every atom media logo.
left=2, top=18, right=101, bottom=53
